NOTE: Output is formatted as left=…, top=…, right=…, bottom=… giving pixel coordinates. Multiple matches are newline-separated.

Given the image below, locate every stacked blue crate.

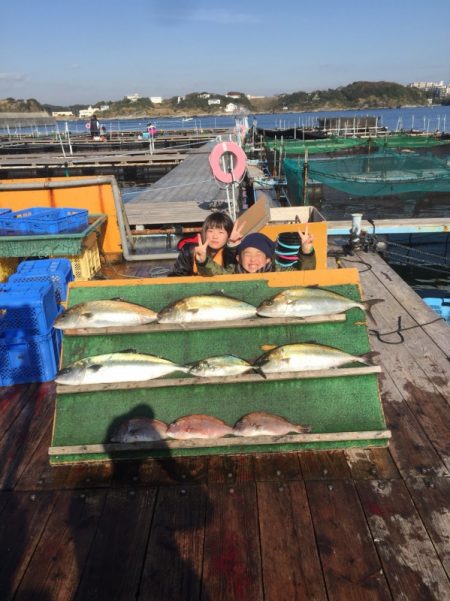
left=11, top=258, right=74, bottom=302
left=0, top=280, right=62, bottom=385
left=0, top=207, right=88, bottom=236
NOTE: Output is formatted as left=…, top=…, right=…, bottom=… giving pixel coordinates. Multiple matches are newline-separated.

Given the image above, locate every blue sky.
left=1, top=0, right=450, bottom=105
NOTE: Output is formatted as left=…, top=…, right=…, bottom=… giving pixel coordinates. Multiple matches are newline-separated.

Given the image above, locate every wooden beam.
left=56, top=365, right=382, bottom=394
left=48, top=429, right=392, bottom=456
left=62, top=313, right=347, bottom=336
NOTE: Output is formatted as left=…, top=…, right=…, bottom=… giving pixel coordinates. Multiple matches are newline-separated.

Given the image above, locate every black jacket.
left=168, top=242, right=237, bottom=276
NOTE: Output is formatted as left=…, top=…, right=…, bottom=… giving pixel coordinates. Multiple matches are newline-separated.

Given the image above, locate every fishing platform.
left=0, top=147, right=449, bottom=598
left=0, top=247, right=448, bottom=599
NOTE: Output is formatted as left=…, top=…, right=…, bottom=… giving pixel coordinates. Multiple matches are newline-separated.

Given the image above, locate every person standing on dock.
left=89, top=114, right=100, bottom=139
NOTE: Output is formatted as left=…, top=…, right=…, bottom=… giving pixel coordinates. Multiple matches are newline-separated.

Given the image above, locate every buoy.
left=209, top=141, right=247, bottom=184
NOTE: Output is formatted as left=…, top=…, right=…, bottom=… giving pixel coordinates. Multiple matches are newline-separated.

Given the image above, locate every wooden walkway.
left=125, top=143, right=230, bottom=227
left=0, top=252, right=449, bottom=600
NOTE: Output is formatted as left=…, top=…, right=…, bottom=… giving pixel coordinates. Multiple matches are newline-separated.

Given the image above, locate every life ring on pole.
left=209, top=141, right=247, bottom=184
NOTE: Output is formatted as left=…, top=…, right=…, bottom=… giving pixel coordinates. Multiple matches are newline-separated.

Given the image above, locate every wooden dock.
left=0, top=251, right=449, bottom=600
left=125, top=142, right=230, bottom=227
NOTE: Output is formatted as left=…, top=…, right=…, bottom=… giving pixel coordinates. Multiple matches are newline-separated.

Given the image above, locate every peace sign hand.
left=299, top=225, right=314, bottom=254
left=194, top=233, right=210, bottom=263
left=228, top=220, right=246, bottom=245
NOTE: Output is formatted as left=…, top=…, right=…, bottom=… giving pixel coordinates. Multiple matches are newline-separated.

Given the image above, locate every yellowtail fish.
left=188, top=355, right=254, bottom=378
left=257, top=287, right=383, bottom=319
left=110, top=418, right=168, bottom=443
left=167, top=414, right=233, bottom=439
left=254, top=342, right=374, bottom=375
left=233, top=412, right=311, bottom=436
left=54, top=299, right=158, bottom=329
left=55, top=350, right=188, bottom=385
left=157, top=294, right=256, bottom=323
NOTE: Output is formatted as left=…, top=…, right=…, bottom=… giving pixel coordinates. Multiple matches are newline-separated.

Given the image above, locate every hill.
left=0, top=82, right=429, bottom=117
left=272, top=81, right=427, bottom=111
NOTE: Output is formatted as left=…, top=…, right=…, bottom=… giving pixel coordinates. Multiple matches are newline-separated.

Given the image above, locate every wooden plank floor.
left=0, top=251, right=449, bottom=601
left=125, top=143, right=230, bottom=226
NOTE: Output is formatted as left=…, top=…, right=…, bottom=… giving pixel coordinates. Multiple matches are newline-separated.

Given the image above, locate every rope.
left=369, top=315, right=445, bottom=345
left=386, top=239, right=450, bottom=265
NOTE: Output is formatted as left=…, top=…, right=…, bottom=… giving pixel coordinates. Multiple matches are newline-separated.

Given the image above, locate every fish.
left=256, top=287, right=383, bottom=319
left=254, top=342, right=374, bottom=375
left=167, top=414, right=233, bottom=439
left=110, top=417, right=168, bottom=443
left=233, top=412, right=311, bottom=436
left=54, top=299, right=158, bottom=330
left=55, top=350, right=188, bottom=385
left=188, top=355, right=254, bottom=378
left=157, top=294, right=256, bottom=323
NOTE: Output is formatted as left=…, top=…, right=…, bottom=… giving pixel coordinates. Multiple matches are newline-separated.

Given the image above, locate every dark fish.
left=110, top=417, right=168, bottom=443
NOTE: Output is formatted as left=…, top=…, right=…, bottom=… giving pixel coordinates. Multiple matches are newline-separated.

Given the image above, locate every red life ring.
left=85, top=122, right=91, bottom=129
left=209, top=141, right=247, bottom=184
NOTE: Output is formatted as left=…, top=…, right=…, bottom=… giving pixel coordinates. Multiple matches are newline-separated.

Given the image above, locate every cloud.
left=151, top=6, right=260, bottom=26
left=0, top=73, right=27, bottom=82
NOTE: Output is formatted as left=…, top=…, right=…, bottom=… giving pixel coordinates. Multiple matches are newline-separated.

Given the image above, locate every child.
left=197, top=228, right=315, bottom=275
left=169, top=212, right=244, bottom=276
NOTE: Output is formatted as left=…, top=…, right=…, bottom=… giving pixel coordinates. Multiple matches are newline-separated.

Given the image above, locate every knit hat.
left=275, top=231, right=301, bottom=267
left=237, top=233, right=275, bottom=258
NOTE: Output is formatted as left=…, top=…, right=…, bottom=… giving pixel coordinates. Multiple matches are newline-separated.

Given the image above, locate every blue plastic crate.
left=0, top=280, right=59, bottom=335
left=27, top=208, right=88, bottom=234
left=0, top=328, right=61, bottom=385
left=13, top=258, right=74, bottom=302
left=0, top=207, right=50, bottom=236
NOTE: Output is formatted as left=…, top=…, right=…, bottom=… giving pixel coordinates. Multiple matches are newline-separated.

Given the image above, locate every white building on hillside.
left=150, top=97, right=163, bottom=104
left=127, top=93, right=142, bottom=103
left=79, top=106, right=97, bottom=118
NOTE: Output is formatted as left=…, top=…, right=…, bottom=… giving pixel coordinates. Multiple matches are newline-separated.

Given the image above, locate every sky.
left=1, top=0, right=450, bottom=106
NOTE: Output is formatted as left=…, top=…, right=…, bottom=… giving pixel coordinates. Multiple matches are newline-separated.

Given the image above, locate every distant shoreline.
left=52, top=104, right=433, bottom=121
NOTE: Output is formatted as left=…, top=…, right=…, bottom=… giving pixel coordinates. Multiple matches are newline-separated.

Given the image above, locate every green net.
left=266, top=136, right=367, bottom=155
left=267, top=134, right=450, bottom=156
left=284, top=151, right=450, bottom=204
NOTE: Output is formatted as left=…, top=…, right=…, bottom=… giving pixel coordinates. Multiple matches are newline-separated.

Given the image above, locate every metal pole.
left=302, top=149, right=309, bottom=206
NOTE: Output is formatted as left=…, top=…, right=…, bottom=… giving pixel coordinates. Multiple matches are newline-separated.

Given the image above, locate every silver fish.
left=157, top=294, right=256, bottom=323
left=110, top=417, right=168, bottom=443
left=55, top=350, right=188, bottom=385
left=54, top=299, right=158, bottom=329
left=233, top=412, right=311, bottom=436
left=167, top=414, right=233, bottom=439
left=254, top=343, right=372, bottom=375
left=257, top=287, right=383, bottom=319
left=188, top=355, right=253, bottom=378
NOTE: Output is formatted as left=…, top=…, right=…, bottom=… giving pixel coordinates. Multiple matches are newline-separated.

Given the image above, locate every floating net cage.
left=283, top=150, right=450, bottom=204
left=268, top=134, right=450, bottom=156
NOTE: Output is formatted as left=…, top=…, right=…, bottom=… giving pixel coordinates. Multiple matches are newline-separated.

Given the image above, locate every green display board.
left=50, top=277, right=389, bottom=463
